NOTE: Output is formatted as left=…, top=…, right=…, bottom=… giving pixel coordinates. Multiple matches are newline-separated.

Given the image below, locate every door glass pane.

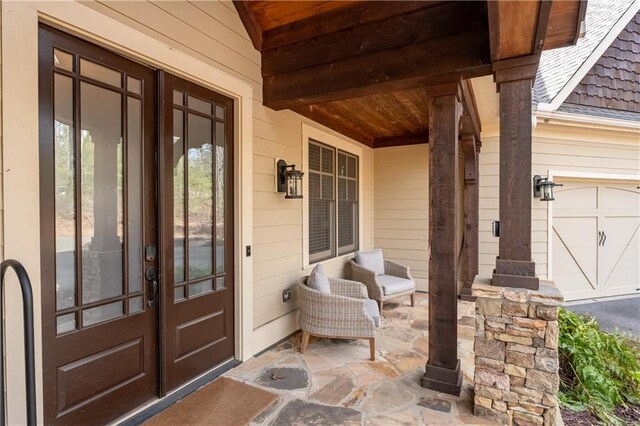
left=54, top=49, right=73, bottom=71
left=80, top=58, right=122, bottom=87
left=56, top=313, right=76, bottom=335
left=82, top=301, right=124, bottom=327
left=215, top=121, right=225, bottom=274
left=215, top=105, right=225, bottom=119
left=187, top=95, right=212, bottom=115
left=188, top=280, right=213, bottom=298
left=173, top=90, right=184, bottom=106
left=215, top=276, right=225, bottom=291
left=54, top=73, right=77, bottom=311
left=80, top=82, right=124, bottom=304
left=173, top=109, right=186, bottom=283
left=128, top=97, right=143, bottom=293
left=174, top=286, right=185, bottom=302
left=129, top=296, right=143, bottom=314
left=127, top=76, right=141, bottom=95
left=187, top=113, right=213, bottom=279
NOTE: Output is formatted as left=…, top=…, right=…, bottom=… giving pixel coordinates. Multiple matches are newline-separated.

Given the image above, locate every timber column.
left=422, top=83, right=462, bottom=395
left=492, top=60, right=539, bottom=290
left=460, top=134, right=480, bottom=301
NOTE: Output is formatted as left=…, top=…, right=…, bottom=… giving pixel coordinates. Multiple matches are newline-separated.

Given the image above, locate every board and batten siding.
left=478, top=121, right=640, bottom=278
left=80, top=1, right=374, bottom=333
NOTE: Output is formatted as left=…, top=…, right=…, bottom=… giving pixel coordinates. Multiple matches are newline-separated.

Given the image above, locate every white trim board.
left=301, top=123, right=365, bottom=269
left=545, top=170, right=640, bottom=282
left=2, top=2, right=255, bottom=423
left=537, top=0, right=640, bottom=112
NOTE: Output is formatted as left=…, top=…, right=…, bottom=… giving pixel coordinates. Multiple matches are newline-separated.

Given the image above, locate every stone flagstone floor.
left=223, top=293, right=493, bottom=425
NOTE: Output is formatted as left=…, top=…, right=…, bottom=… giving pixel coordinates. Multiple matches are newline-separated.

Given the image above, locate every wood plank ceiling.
left=235, top=0, right=586, bottom=148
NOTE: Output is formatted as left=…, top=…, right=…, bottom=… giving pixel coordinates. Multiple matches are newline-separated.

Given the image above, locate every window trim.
left=302, top=124, right=364, bottom=269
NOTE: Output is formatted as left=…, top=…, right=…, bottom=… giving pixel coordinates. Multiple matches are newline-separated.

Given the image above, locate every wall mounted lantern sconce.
left=276, top=159, right=304, bottom=199
left=533, top=175, right=562, bottom=201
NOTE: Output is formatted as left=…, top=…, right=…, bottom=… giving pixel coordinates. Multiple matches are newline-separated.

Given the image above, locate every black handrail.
left=0, top=260, right=36, bottom=426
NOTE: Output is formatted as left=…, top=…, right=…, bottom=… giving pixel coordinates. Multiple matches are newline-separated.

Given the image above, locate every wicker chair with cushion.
left=298, top=265, right=380, bottom=360
left=351, top=249, right=416, bottom=311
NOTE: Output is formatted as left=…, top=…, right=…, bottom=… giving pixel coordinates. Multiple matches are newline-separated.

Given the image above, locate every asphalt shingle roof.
left=533, top=0, right=636, bottom=106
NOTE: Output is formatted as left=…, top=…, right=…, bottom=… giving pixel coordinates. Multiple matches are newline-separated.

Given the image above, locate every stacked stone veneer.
left=471, top=278, right=564, bottom=426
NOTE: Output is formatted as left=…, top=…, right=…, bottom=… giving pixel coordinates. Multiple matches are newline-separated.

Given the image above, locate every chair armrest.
left=329, top=278, right=368, bottom=299
left=350, top=261, right=383, bottom=300
left=384, top=260, right=412, bottom=280
left=298, top=284, right=376, bottom=338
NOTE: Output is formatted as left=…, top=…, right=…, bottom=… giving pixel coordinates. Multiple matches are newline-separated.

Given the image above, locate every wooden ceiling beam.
left=262, top=1, right=487, bottom=77
left=373, top=132, right=429, bottom=149
left=264, top=28, right=491, bottom=110
left=233, top=1, right=263, bottom=51
left=262, top=1, right=443, bottom=51
left=460, top=80, right=482, bottom=142
left=487, top=0, right=553, bottom=62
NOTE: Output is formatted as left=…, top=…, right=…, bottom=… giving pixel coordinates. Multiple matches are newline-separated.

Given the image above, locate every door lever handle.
left=145, top=266, right=159, bottom=308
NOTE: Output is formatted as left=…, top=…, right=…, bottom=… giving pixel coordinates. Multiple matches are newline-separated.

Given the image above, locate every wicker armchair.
left=298, top=276, right=379, bottom=360
left=351, top=259, right=416, bottom=311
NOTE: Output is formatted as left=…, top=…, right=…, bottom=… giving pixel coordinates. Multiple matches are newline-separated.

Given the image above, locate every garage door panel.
left=553, top=180, right=639, bottom=301
left=554, top=185, right=598, bottom=210
left=552, top=216, right=599, bottom=299
left=602, top=221, right=639, bottom=296
left=603, top=186, right=640, bottom=212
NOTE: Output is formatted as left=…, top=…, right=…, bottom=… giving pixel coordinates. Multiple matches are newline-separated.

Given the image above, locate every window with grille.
left=308, top=139, right=359, bottom=263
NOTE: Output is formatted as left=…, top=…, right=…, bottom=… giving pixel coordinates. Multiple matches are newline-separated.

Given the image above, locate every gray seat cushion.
left=364, top=299, right=380, bottom=327
left=355, top=249, right=385, bottom=275
left=307, top=264, right=331, bottom=294
left=377, top=275, right=415, bottom=296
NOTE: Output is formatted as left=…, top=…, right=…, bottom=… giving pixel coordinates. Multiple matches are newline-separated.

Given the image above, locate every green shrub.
left=558, top=307, right=640, bottom=425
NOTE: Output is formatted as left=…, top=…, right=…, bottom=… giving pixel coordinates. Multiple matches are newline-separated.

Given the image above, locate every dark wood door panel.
left=39, top=25, right=159, bottom=425
left=56, top=337, right=144, bottom=414
left=161, top=72, right=235, bottom=392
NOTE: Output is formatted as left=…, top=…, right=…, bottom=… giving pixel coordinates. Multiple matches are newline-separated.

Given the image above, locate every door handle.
left=602, top=231, right=607, bottom=246
left=145, top=266, right=159, bottom=308
left=598, top=231, right=603, bottom=246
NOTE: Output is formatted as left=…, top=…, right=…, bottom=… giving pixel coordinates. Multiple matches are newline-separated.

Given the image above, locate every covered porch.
left=232, top=0, right=586, bottom=395
left=148, top=294, right=482, bottom=425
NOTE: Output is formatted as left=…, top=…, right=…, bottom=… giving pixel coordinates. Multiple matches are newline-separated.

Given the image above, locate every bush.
left=558, top=307, right=640, bottom=425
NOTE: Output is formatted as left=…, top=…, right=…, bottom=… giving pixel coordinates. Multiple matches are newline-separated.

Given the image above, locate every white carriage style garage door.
left=552, top=179, right=640, bottom=301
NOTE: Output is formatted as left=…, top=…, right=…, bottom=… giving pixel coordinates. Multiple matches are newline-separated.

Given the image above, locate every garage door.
left=552, top=180, right=639, bottom=301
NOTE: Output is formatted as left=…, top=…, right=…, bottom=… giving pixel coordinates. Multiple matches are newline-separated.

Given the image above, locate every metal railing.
left=0, top=260, right=36, bottom=426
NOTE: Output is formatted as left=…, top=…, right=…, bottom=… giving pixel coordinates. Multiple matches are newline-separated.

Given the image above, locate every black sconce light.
left=533, top=175, right=562, bottom=201
left=277, top=159, right=304, bottom=199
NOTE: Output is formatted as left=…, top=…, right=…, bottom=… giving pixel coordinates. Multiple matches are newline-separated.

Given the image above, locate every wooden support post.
left=460, top=134, right=479, bottom=301
left=422, top=84, right=462, bottom=396
left=492, top=62, right=539, bottom=290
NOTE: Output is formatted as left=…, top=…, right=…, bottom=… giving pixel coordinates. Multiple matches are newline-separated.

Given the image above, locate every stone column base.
left=471, top=277, right=564, bottom=426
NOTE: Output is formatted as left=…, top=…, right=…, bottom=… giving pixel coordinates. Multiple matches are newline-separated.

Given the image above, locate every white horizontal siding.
left=478, top=124, right=640, bottom=279
left=81, top=1, right=375, bottom=330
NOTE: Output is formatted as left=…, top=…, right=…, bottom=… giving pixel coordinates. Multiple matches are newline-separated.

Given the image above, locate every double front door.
left=39, top=26, right=234, bottom=425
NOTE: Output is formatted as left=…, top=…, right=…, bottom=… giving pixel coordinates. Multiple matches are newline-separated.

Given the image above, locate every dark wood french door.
left=39, top=26, right=236, bottom=425
left=39, top=26, right=159, bottom=424
left=160, top=73, right=235, bottom=391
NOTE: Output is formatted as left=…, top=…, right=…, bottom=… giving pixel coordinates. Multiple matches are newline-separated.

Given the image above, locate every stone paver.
left=222, top=293, right=488, bottom=425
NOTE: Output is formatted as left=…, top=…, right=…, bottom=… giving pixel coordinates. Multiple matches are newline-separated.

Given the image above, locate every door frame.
left=2, top=3, right=254, bottom=424
left=546, top=170, right=640, bottom=283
